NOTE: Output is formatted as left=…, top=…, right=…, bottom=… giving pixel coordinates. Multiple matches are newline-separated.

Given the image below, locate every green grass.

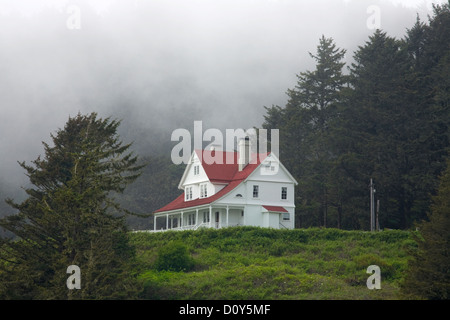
left=130, top=227, right=417, bottom=300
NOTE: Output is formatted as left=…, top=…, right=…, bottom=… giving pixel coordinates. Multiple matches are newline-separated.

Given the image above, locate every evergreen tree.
left=0, top=112, right=144, bottom=299
left=263, top=35, right=347, bottom=227
left=402, top=3, right=450, bottom=227
left=338, top=21, right=449, bottom=229
left=286, top=35, right=347, bottom=111
left=118, top=155, right=185, bottom=230
left=402, top=159, right=450, bottom=299
left=340, top=29, right=413, bottom=229
left=262, top=3, right=449, bottom=230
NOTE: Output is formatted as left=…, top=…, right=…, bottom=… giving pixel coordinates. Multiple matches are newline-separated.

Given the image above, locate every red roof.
left=262, top=205, right=288, bottom=213
left=154, top=150, right=269, bottom=213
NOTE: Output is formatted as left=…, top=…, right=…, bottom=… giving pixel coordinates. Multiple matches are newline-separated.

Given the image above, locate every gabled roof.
left=200, top=150, right=240, bottom=183
left=154, top=150, right=268, bottom=213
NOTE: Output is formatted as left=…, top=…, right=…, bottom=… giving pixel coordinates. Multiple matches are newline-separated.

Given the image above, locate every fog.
left=0, top=0, right=445, bottom=189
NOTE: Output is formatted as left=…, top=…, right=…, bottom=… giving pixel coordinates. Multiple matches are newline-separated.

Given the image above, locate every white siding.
left=243, top=205, right=263, bottom=227
left=183, top=153, right=209, bottom=187
left=245, top=180, right=295, bottom=206
left=214, top=153, right=296, bottom=229
left=250, top=153, right=294, bottom=183
left=262, top=212, right=280, bottom=228
left=216, top=183, right=247, bottom=205
left=214, top=183, right=226, bottom=194
left=182, top=153, right=222, bottom=201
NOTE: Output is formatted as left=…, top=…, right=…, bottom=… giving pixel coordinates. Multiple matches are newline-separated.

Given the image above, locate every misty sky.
left=0, top=0, right=447, bottom=188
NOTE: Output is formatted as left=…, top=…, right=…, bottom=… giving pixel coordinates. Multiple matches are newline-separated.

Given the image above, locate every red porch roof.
left=262, top=205, right=288, bottom=213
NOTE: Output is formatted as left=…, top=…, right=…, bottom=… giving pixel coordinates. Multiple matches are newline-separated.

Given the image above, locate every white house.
left=153, top=138, right=298, bottom=231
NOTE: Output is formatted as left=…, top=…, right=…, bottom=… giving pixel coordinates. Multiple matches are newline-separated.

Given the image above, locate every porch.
left=153, top=205, right=245, bottom=232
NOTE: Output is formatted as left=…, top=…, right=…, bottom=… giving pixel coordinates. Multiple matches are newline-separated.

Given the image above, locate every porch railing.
left=140, top=221, right=212, bottom=233
left=193, top=222, right=209, bottom=230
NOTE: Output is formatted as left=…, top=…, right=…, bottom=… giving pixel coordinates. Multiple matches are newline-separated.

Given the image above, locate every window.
left=194, top=165, right=199, bottom=175
left=283, top=212, right=290, bottom=221
left=200, top=183, right=208, bottom=198
left=281, top=187, right=287, bottom=200
left=185, top=186, right=193, bottom=201
left=188, top=214, right=195, bottom=225
left=253, top=185, right=259, bottom=198
left=203, top=212, right=210, bottom=223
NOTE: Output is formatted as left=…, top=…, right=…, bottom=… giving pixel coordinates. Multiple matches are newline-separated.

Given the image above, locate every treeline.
left=262, top=3, right=450, bottom=230
left=2, top=5, right=448, bottom=234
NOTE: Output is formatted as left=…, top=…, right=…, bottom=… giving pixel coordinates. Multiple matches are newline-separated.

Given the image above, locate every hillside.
left=130, top=227, right=416, bottom=300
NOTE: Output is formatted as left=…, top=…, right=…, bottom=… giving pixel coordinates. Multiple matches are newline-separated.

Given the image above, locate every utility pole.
left=369, top=179, right=376, bottom=231
left=376, top=199, right=380, bottom=231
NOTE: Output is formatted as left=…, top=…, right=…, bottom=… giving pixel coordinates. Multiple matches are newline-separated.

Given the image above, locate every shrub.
left=268, top=242, right=289, bottom=257
left=130, top=226, right=412, bottom=299
left=154, top=241, right=195, bottom=272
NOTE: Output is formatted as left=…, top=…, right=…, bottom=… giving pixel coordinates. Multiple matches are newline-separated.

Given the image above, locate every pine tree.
left=0, top=112, right=144, bottom=299
left=341, top=29, right=429, bottom=229
left=402, top=159, right=450, bottom=299
left=263, top=35, right=347, bottom=227
left=261, top=4, right=450, bottom=230
left=401, top=4, right=450, bottom=298
left=402, top=3, right=450, bottom=227
left=286, top=35, right=347, bottom=111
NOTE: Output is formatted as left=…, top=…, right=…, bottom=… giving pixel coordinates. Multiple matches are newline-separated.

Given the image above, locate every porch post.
left=226, top=206, right=229, bottom=227
left=166, top=214, right=169, bottom=230
left=154, top=214, right=156, bottom=231
left=209, top=206, right=212, bottom=228
left=196, top=209, right=199, bottom=226
left=181, top=212, right=184, bottom=228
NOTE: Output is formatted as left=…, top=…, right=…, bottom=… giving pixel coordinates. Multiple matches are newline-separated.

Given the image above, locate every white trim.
left=244, top=153, right=298, bottom=185
left=177, top=151, right=196, bottom=190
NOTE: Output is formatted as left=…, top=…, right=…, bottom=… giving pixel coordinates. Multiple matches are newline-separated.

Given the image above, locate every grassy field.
left=130, top=227, right=417, bottom=300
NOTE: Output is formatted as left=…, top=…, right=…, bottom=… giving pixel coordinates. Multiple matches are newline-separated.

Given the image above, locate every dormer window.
left=185, top=186, right=193, bottom=201
left=200, top=183, right=208, bottom=198
left=194, top=165, right=199, bottom=175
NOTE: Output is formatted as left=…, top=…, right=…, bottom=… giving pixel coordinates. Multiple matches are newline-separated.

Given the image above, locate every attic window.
left=235, top=194, right=243, bottom=198
left=265, top=164, right=275, bottom=172
left=194, top=165, right=199, bottom=175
